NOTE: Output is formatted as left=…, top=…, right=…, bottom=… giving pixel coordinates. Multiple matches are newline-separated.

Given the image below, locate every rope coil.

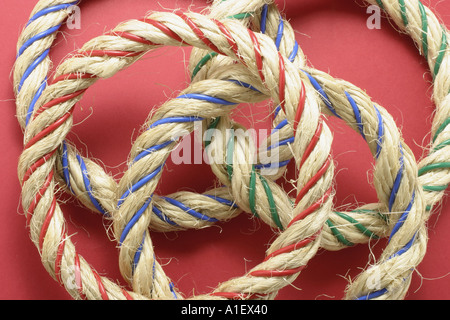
left=12, top=0, right=449, bottom=300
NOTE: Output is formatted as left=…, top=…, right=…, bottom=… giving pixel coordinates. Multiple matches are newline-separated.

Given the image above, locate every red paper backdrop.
left=1, top=0, right=449, bottom=300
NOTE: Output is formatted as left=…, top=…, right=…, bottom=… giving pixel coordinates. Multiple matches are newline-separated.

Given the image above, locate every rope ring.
left=12, top=0, right=448, bottom=300
left=17, top=7, right=333, bottom=299
left=190, top=0, right=430, bottom=299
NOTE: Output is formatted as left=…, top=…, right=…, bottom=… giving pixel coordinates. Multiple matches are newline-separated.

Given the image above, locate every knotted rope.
left=12, top=0, right=449, bottom=300
left=16, top=5, right=334, bottom=299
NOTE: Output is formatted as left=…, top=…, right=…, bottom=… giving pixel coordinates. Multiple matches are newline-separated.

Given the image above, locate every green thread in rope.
left=418, top=162, right=450, bottom=176
left=225, top=130, right=282, bottom=229
left=227, top=12, right=254, bottom=20
left=432, top=139, right=450, bottom=152
left=433, top=25, right=448, bottom=78
left=423, top=185, right=448, bottom=192
left=398, top=0, right=409, bottom=27
left=326, top=219, right=354, bottom=247
left=258, top=173, right=283, bottom=230
left=248, top=167, right=281, bottom=227
left=204, top=117, right=221, bottom=149
left=226, top=129, right=235, bottom=180
left=190, top=7, right=253, bottom=80
left=191, top=52, right=218, bottom=80
left=226, top=131, right=282, bottom=226
left=421, top=141, right=450, bottom=191
left=353, top=208, right=388, bottom=222
left=249, top=165, right=259, bottom=218
left=326, top=209, right=387, bottom=246
left=432, top=117, right=450, bottom=142
left=375, top=0, right=384, bottom=10
left=335, top=211, right=380, bottom=240
left=418, top=1, right=429, bottom=60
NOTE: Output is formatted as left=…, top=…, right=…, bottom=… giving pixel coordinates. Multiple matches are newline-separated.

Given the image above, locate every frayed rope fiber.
left=12, top=0, right=449, bottom=300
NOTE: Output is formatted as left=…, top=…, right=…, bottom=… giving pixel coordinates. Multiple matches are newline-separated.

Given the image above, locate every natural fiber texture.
left=14, top=0, right=245, bottom=233
left=196, top=0, right=449, bottom=247
left=195, top=0, right=450, bottom=299
left=190, top=2, right=390, bottom=250
left=15, top=1, right=445, bottom=244
left=16, top=8, right=335, bottom=299
left=12, top=0, right=449, bottom=300
left=14, top=0, right=148, bottom=300
left=344, top=0, right=450, bottom=299
left=365, top=0, right=450, bottom=216
left=191, top=0, right=429, bottom=300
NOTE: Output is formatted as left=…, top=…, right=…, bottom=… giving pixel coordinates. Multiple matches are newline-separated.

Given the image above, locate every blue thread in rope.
left=76, top=154, right=107, bottom=215
left=26, top=2, right=80, bottom=26
left=149, top=116, right=205, bottom=129
left=18, top=49, right=50, bottom=92
left=118, top=165, right=164, bottom=207
left=374, top=105, right=384, bottom=159
left=133, top=140, right=174, bottom=163
left=345, top=91, right=366, bottom=140
left=161, top=196, right=218, bottom=222
left=120, top=197, right=152, bottom=245
left=177, top=93, right=236, bottom=106
left=388, top=144, right=404, bottom=211
left=18, top=25, right=61, bottom=57
left=203, top=194, right=239, bottom=208
left=152, top=204, right=179, bottom=226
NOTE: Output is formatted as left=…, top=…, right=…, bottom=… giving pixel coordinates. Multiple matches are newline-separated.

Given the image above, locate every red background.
left=1, top=0, right=449, bottom=300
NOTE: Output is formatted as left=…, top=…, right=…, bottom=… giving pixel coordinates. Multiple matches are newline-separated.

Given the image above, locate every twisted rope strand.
left=189, top=2, right=390, bottom=249
left=366, top=0, right=450, bottom=215
left=19, top=10, right=333, bottom=299
left=193, top=1, right=446, bottom=252
left=250, top=1, right=428, bottom=300
left=190, top=0, right=430, bottom=300
left=111, top=12, right=333, bottom=299
left=14, top=0, right=448, bottom=300
left=15, top=1, right=444, bottom=240
left=14, top=0, right=245, bottom=232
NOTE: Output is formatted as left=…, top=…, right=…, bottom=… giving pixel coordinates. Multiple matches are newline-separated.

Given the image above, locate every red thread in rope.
left=21, top=149, right=56, bottom=185
left=79, top=50, right=143, bottom=58
left=175, top=11, right=222, bottom=54
left=92, top=270, right=109, bottom=300
left=212, top=19, right=243, bottom=65
left=249, top=266, right=306, bottom=277
left=33, top=89, right=87, bottom=119
left=294, top=81, right=306, bottom=134
left=299, top=119, right=324, bottom=169
left=248, top=29, right=265, bottom=83
left=39, top=195, right=57, bottom=251
left=74, top=252, right=86, bottom=300
left=263, top=231, right=321, bottom=262
left=295, top=156, right=332, bottom=202
left=54, top=229, right=66, bottom=284
left=106, top=31, right=158, bottom=46
left=49, top=73, right=96, bottom=86
left=25, top=108, right=75, bottom=149
left=139, top=18, right=184, bottom=43
left=289, top=186, right=333, bottom=228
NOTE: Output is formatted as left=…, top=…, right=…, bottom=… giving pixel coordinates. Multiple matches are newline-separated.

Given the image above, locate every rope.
left=191, top=0, right=428, bottom=300
left=16, top=7, right=334, bottom=299
left=12, top=0, right=449, bottom=300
